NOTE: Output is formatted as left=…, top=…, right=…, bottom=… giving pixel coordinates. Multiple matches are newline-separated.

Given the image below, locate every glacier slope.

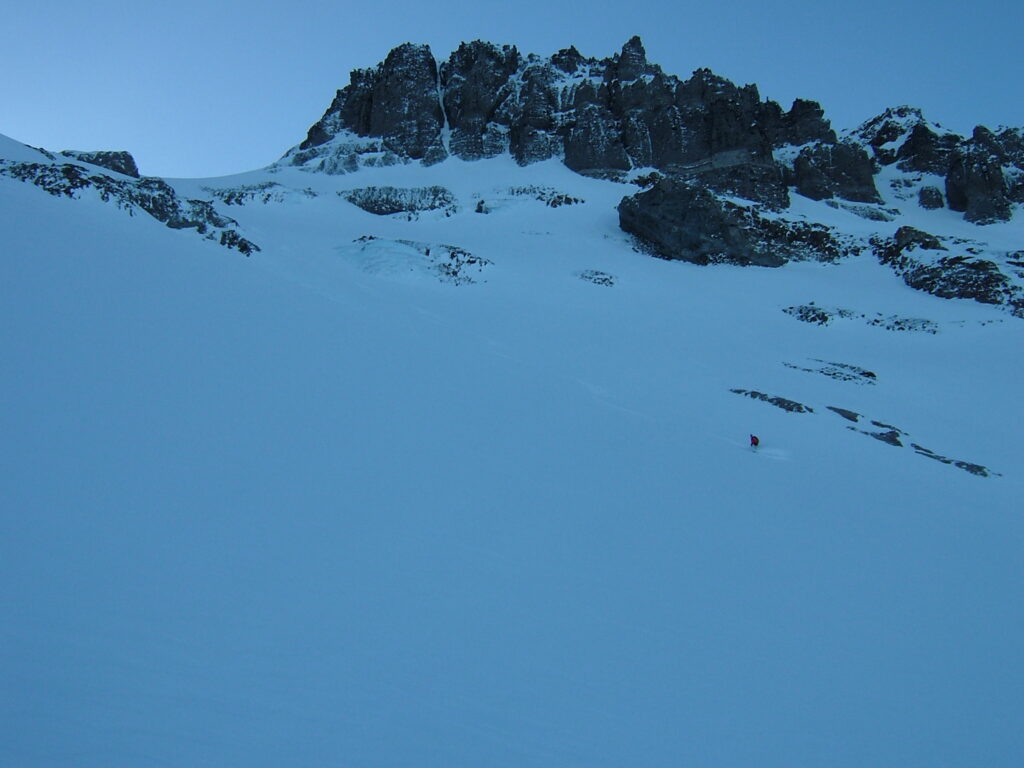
left=1, top=151, right=1023, bottom=767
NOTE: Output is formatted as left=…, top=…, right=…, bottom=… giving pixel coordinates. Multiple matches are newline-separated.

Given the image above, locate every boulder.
left=893, top=225, right=945, bottom=252
left=617, top=178, right=848, bottom=266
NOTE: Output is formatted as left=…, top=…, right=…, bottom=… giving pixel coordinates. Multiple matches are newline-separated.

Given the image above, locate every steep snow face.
left=2, top=140, right=1023, bottom=768
left=0, top=132, right=58, bottom=163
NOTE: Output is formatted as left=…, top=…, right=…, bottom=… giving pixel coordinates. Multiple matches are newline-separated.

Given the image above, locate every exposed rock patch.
left=286, top=37, right=838, bottom=184
left=618, top=178, right=856, bottom=266
left=784, top=359, right=877, bottom=384
left=301, top=43, right=447, bottom=165
left=827, top=406, right=861, bottom=423
left=918, top=185, right=945, bottom=209
left=912, top=444, right=999, bottom=477
left=824, top=199, right=899, bottom=221
left=875, top=226, right=1024, bottom=316
left=204, top=182, right=317, bottom=205
left=791, top=141, right=881, bottom=203
left=736, top=383, right=999, bottom=477
left=344, top=236, right=489, bottom=284
left=577, top=269, right=616, bottom=286
left=506, top=186, right=584, bottom=207
left=946, top=127, right=1013, bottom=224
left=782, top=303, right=941, bottom=333
left=59, top=150, right=140, bottom=178
left=0, top=160, right=258, bottom=255
left=730, top=389, right=814, bottom=413
left=340, top=186, right=457, bottom=218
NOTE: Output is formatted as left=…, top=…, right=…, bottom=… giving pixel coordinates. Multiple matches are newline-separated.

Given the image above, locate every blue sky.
left=4, top=0, right=1021, bottom=177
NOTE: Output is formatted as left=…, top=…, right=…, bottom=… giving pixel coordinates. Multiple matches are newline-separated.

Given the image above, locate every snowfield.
left=1, top=139, right=1022, bottom=767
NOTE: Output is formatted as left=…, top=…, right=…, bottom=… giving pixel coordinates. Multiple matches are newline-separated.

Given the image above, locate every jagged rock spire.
left=617, top=36, right=647, bottom=81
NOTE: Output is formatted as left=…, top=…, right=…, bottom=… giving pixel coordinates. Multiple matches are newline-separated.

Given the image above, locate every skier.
left=750, top=434, right=760, bottom=449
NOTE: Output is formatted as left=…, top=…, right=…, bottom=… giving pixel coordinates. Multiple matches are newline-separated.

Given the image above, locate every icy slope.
left=2, top=148, right=1023, bottom=767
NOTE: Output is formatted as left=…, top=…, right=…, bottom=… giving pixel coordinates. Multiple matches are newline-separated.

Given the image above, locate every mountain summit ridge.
left=281, top=37, right=1022, bottom=229
left=2, top=38, right=1022, bottom=316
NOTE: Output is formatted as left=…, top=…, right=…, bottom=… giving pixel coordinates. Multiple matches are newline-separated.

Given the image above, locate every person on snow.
left=750, top=434, right=760, bottom=448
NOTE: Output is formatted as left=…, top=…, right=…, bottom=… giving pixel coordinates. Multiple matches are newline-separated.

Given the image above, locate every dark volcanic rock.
left=695, top=158, right=790, bottom=210
left=730, top=389, right=814, bottom=413
left=578, top=269, right=616, bottom=286
left=866, top=428, right=904, bottom=447
left=564, top=103, right=632, bottom=172
left=618, top=178, right=851, bottom=266
left=779, top=99, right=837, bottom=146
left=0, top=160, right=258, bottom=255
left=340, top=186, right=457, bottom=217
left=783, top=303, right=941, bottom=333
left=827, top=406, right=862, bottom=423
left=615, top=36, right=649, bottom=82
left=785, top=359, right=877, bottom=384
left=292, top=37, right=846, bottom=182
left=876, top=226, right=1022, bottom=313
left=288, top=37, right=1017, bottom=236
left=551, top=45, right=587, bottom=74
left=946, top=127, right=1012, bottom=224
left=912, top=444, right=998, bottom=477
left=301, top=43, right=447, bottom=164
left=894, top=225, right=946, bottom=252
left=60, top=150, right=140, bottom=178
left=900, top=257, right=1017, bottom=305
left=618, top=179, right=782, bottom=266
left=855, top=106, right=927, bottom=163
left=895, top=123, right=959, bottom=175
left=440, top=41, right=520, bottom=160
left=793, top=141, right=881, bottom=203
left=507, top=62, right=565, bottom=165
left=918, top=185, right=945, bottom=209
left=673, top=68, right=775, bottom=164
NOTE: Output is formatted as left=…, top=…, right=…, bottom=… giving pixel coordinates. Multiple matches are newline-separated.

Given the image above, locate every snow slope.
left=2, top=141, right=1023, bottom=767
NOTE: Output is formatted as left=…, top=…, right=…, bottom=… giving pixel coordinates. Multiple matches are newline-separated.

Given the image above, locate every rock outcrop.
left=918, top=185, right=944, bottom=209
left=285, top=36, right=837, bottom=194
left=0, top=159, right=258, bottom=255
left=852, top=107, right=1021, bottom=224
left=946, top=127, right=1013, bottom=224
left=339, top=186, right=457, bottom=217
left=59, top=150, right=140, bottom=178
left=300, top=43, right=448, bottom=166
left=875, top=226, right=1023, bottom=314
left=791, top=141, right=880, bottom=203
left=618, top=178, right=854, bottom=266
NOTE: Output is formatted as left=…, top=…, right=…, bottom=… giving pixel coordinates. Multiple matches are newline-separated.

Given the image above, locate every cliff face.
left=285, top=37, right=844, bottom=200
left=284, top=38, right=1022, bottom=231
left=8, top=37, right=1017, bottom=317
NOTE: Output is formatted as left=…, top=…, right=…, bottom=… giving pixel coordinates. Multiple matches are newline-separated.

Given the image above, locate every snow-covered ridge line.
left=0, top=153, right=259, bottom=255
left=282, top=37, right=1022, bottom=235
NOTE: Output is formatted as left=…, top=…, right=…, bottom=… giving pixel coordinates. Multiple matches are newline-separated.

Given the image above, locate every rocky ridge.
left=2, top=38, right=1020, bottom=316
left=0, top=155, right=259, bottom=255
left=276, top=38, right=1021, bottom=316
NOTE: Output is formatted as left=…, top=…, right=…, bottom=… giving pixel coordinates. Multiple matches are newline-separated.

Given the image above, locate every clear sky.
left=4, top=0, right=1021, bottom=178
